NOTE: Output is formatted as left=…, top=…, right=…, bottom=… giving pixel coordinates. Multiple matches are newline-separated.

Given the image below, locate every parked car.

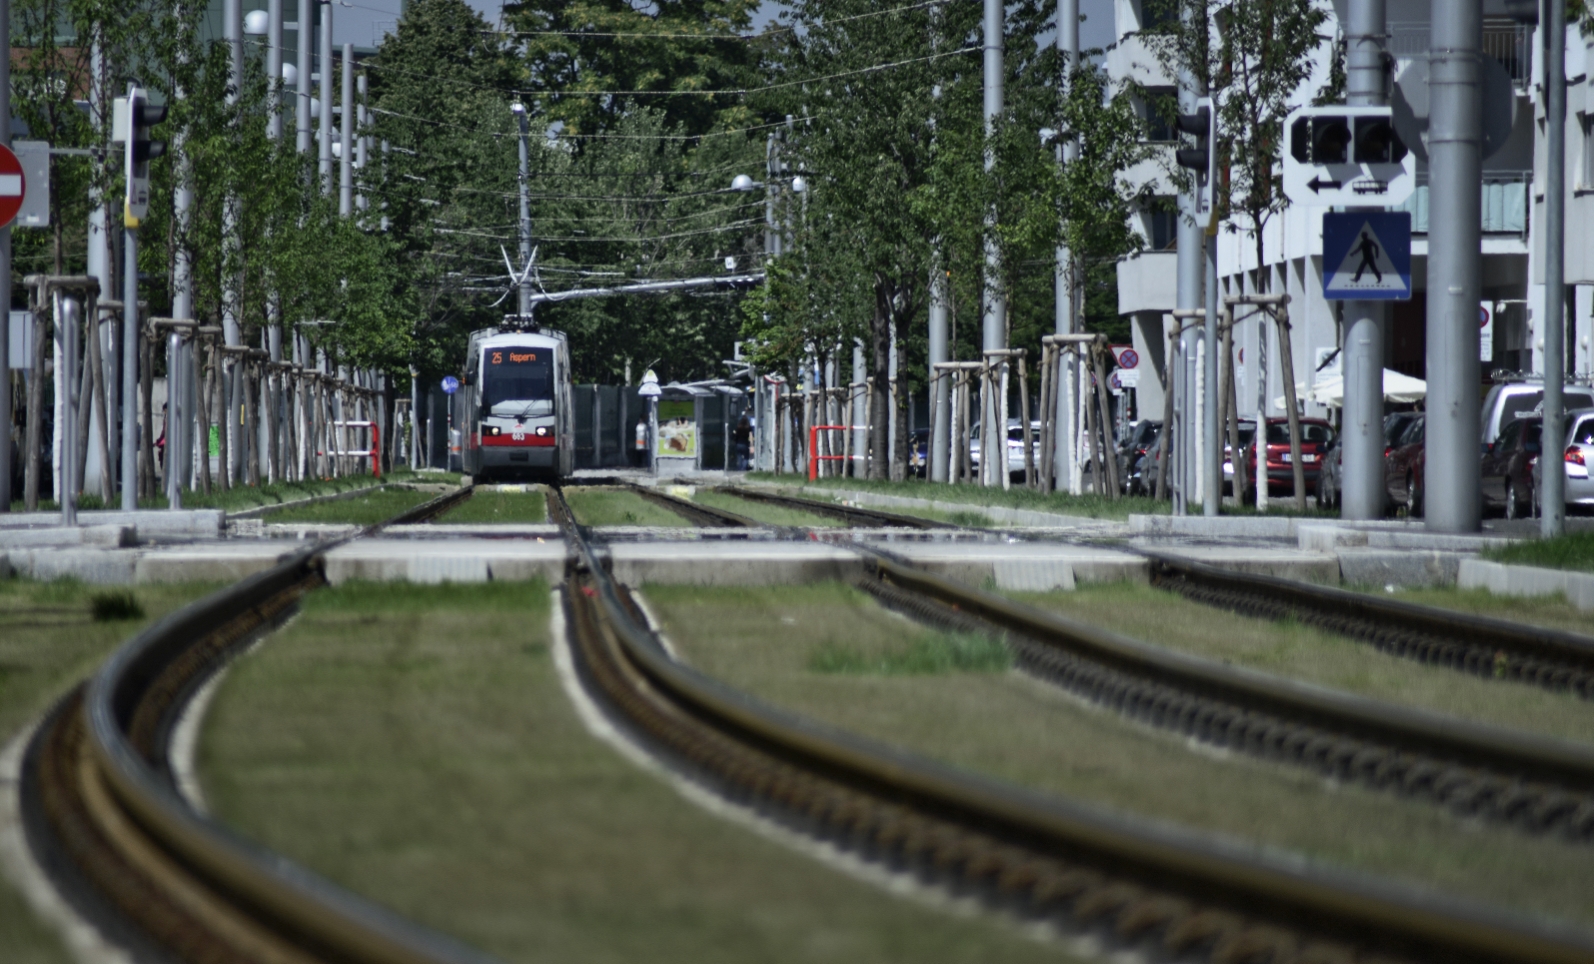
left=1248, top=417, right=1335, bottom=495
left=1384, top=415, right=1426, bottom=515
left=969, top=419, right=1045, bottom=480
left=1117, top=420, right=1161, bottom=495
left=1480, top=383, right=1594, bottom=446
left=909, top=428, right=930, bottom=477
left=1531, top=407, right=1594, bottom=515
left=1480, top=415, right=1541, bottom=518
left=1222, top=419, right=1258, bottom=495
left=1317, top=412, right=1420, bottom=510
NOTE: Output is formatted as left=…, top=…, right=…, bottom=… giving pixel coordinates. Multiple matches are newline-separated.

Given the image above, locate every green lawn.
left=10, top=469, right=459, bottom=515
left=259, top=487, right=435, bottom=525
left=436, top=489, right=547, bottom=524
left=645, top=582, right=1594, bottom=929
left=695, top=490, right=840, bottom=527
left=0, top=578, right=222, bottom=964
left=745, top=473, right=1165, bottom=521
left=198, top=582, right=1079, bottom=964
left=563, top=488, right=691, bottom=527
left=1484, top=531, right=1594, bottom=573
left=1013, top=582, right=1594, bottom=743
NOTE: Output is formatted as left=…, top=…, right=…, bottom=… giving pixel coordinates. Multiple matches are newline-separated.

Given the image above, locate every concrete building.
left=1110, top=0, right=1545, bottom=431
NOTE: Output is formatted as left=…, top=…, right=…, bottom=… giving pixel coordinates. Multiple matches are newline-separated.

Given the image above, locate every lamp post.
left=512, top=101, right=532, bottom=316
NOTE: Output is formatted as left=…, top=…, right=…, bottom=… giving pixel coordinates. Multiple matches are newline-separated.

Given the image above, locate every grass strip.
left=7, top=469, right=458, bottom=515
left=259, top=487, right=435, bottom=525
left=645, top=582, right=1594, bottom=928
left=1012, top=582, right=1594, bottom=744
left=436, top=489, right=547, bottom=524
left=1483, top=531, right=1594, bottom=573
left=1375, top=584, right=1594, bottom=636
left=694, top=490, right=840, bottom=527
left=746, top=473, right=1166, bottom=520
left=0, top=578, right=221, bottom=964
left=198, top=582, right=1076, bottom=964
left=564, top=487, right=691, bottom=527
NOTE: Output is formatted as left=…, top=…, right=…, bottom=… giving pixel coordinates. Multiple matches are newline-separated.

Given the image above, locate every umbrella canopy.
left=1276, top=369, right=1426, bottom=410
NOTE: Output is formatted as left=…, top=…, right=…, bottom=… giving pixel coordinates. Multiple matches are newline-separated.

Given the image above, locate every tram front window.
left=483, top=348, right=554, bottom=418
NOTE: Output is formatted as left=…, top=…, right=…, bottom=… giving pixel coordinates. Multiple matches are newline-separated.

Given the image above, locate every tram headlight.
left=535, top=426, right=549, bottom=437
left=486, top=426, right=501, bottom=437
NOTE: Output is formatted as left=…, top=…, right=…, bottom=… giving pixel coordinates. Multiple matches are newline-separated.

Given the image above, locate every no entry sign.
left=0, top=145, right=26, bottom=229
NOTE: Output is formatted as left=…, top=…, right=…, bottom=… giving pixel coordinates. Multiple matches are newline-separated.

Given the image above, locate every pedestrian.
left=733, top=414, right=752, bottom=471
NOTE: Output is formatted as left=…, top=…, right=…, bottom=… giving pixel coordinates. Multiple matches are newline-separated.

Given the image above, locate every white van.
left=1480, top=383, right=1594, bottom=445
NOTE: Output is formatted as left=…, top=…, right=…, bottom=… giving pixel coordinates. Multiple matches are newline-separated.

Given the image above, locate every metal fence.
left=1387, top=19, right=1531, bottom=85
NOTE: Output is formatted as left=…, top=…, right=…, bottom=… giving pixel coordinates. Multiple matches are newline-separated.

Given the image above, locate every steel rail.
left=859, top=554, right=1594, bottom=838
left=25, top=484, right=502, bottom=964
left=1144, top=551, right=1594, bottom=697
left=715, top=484, right=947, bottom=529
left=549, top=488, right=1594, bottom=964
left=623, top=482, right=764, bottom=528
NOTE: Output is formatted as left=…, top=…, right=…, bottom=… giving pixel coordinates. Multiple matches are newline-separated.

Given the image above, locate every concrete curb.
left=1457, top=558, right=1594, bottom=610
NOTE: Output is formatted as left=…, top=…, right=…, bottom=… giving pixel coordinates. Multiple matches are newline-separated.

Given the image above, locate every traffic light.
left=1353, top=115, right=1406, bottom=164
left=113, top=87, right=166, bottom=228
left=1175, top=98, right=1215, bottom=223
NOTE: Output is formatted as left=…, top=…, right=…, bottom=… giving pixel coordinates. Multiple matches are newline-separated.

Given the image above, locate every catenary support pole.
left=981, top=0, right=1005, bottom=486
left=1543, top=0, right=1568, bottom=535
left=0, top=0, right=8, bottom=511
left=222, top=0, right=244, bottom=485
left=1174, top=0, right=1204, bottom=515
left=86, top=38, right=112, bottom=502
left=339, top=44, right=353, bottom=216
left=929, top=267, right=949, bottom=482
left=1426, top=0, right=1483, bottom=532
left=121, top=211, right=138, bottom=509
left=1340, top=0, right=1390, bottom=520
left=1054, top=0, right=1078, bottom=493
left=513, top=101, right=532, bottom=316
left=296, top=0, right=311, bottom=154
left=318, top=0, right=333, bottom=193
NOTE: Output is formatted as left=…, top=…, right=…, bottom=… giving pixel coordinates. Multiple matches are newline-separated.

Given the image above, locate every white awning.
left=1276, top=368, right=1427, bottom=410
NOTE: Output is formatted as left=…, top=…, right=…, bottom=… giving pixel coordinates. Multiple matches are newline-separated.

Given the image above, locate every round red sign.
left=0, top=146, right=26, bottom=229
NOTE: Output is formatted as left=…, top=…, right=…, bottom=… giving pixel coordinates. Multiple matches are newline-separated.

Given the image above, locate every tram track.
left=623, top=482, right=764, bottom=528
left=712, top=485, right=946, bottom=529
left=19, top=483, right=498, bottom=964
left=1144, top=551, right=1594, bottom=697
left=546, top=484, right=1594, bottom=964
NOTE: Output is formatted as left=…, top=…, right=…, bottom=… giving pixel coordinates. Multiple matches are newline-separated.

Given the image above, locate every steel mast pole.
left=513, top=101, right=532, bottom=317
left=318, top=0, right=334, bottom=193
left=296, top=0, right=311, bottom=155
left=121, top=84, right=140, bottom=510
left=1339, top=0, right=1390, bottom=520
left=1542, top=0, right=1568, bottom=535
left=1425, top=0, right=1483, bottom=532
left=1054, top=0, right=1079, bottom=493
left=339, top=43, right=353, bottom=215
left=1173, top=0, right=1205, bottom=515
left=981, top=0, right=1005, bottom=487
left=0, top=0, right=10, bottom=511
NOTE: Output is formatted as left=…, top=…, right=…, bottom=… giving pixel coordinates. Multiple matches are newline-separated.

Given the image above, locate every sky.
left=332, top=0, right=1116, bottom=57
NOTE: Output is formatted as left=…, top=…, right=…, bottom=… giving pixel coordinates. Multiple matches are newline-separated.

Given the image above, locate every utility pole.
left=1425, top=0, right=1483, bottom=532
left=929, top=265, right=949, bottom=482
left=222, top=0, right=243, bottom=485
left=85, top=36, right=112, bottom=502
left=1173, top=0, right=1205, bottom=515
left=1054, top=0, right=1079, bottom=494
left=1542, top=0, right=1568, bottom=536
left=0, top=0, right=9, bottom=511
left=297, top=0, right=312, bottom=155
left=266, top=0, right=285, bottom=486
left=319, top=0, right=334, bottom=194
left=339, top=43, right=353, bottom=216
left=1338, top=0, right=1391, bottom=520
left=982, top=0, right=1005, bottom=486
left=1204, top=221, right=1218, bottom=514
left=512, top=101, right=532, bottom=316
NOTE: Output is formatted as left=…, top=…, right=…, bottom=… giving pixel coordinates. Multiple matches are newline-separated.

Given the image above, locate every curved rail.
left=715, top=485, right=946, bottom=529
left=551, top=489, right=1594, bottom=964
left=1145, top=552, right=1594, bottom=697
left=858, top=554, right=1594, bottom=839
left=25, top=484, right=500, bottom=964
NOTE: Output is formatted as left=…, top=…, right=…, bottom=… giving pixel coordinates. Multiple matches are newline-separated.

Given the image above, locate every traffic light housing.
left=1290, top=112, right=1404, bottom=165
left=1174, top=98, right=1215, bottom=225
left=114, top=87, right=166, bottom=228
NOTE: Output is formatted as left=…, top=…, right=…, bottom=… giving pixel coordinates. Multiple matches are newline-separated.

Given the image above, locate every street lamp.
left=244, top=9, right=269, bottom=34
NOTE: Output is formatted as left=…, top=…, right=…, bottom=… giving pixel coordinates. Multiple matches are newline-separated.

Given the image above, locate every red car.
left=1248, top=417, right=1335, bottom=495
left=1384, top=415, right=1426, bottom=515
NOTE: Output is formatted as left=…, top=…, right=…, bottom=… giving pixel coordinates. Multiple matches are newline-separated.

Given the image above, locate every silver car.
left=1531, top=407, right=1594, bottom=512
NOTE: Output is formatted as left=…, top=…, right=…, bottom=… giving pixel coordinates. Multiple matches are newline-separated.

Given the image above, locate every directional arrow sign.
left=0, top=145, right=27, bottom=229
left=1307, top=176, right=1343, bottom=193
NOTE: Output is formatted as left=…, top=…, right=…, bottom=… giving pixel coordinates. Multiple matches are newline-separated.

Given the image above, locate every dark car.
left=1480, top=415, right=1540, bottom=518
left=1118, top=420, right=1161, bottom=495
left=1248, top=417, right=1335, bottom=495
left=1384, top=415, right=1426, bottom=515
left=909, top=428, right=931, bottom=477
left=1317, top=412, right=1420, bottom=510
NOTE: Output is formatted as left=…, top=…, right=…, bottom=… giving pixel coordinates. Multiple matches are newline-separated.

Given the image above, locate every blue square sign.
left=1323, top=211, right=1411, bottom=301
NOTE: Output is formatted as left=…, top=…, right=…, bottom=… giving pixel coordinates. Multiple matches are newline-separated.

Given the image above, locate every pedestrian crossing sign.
left=1322, top=211, right=1411, bottom=300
